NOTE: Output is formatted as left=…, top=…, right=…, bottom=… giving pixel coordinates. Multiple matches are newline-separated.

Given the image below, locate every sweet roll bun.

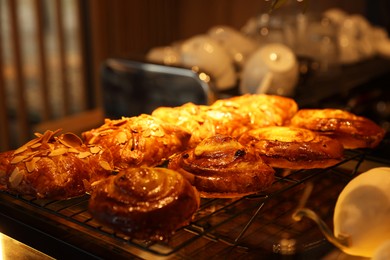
left=168, top=134, right=275, bottom=198
left=88, top=167, right=200, bottom=241
left=289, top=109, right=385, bottom=149
left=210, top=94, right=299, bottom=127
left=152, top=103, right=253, bottom=147
left=239, top=126, right=345, bottom=169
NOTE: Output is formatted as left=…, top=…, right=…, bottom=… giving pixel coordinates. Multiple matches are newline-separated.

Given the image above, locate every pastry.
left=88, top=167, right=200, bottom=241
left=289, top=109, right=385, bottom=149
left=152, top=94, right=298, bottom=147
left=0, top=130, right=114, bottom=199
left=0, top=150, right=13, bottom=191
left=82, top=114, right=191, bottom=169
left=168, top=134, right=275, bottom=198
left=210, top=94, right=299, bottom=127
left=239, top=126, right=345, bottom=169
left=152, top=103, right=253, bottom=147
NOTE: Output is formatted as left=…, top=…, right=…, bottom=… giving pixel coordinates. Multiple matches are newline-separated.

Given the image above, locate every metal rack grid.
left=0, top=147, right=383, bottom=259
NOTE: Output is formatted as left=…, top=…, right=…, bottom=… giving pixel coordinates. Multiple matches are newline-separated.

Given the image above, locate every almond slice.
left=116, top=132, right=127, bottom=144
left=99, top=161, right=112, bottom=171
left=23, top=151, right=40, bottom=162
left=30, top=142, right=42, bottom=149
left=25, top=157, right=40, bottom=173
left=9, top=168, right=24, bottom=187
left=58, top=133, right=83, bottom=148
left=78, top=151, right=91, bottom=159
left=89, top=146, right=101, bottom=154
left=14, top=145, right=28, bottom=155
left=11, top=155, right=28, bottom=164
left=49, top=148, right=68, bottom=157
left=68, top=147, right=80, bottom=153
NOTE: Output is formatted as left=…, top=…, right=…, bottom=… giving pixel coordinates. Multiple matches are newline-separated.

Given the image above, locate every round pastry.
left=82, top=114, right=191, bottom=169
left=289, top=109, right=385, bottom=149
left=1, top=130, right=114, bottom=199
left=88, top=167, right=200, bottom=241
left=239, top=126, right=345, bottom=169
left=168, top=134, right=275, bottom=198
left=152, top=102, right=253, bottom=147
left=0, top=150, right=13, bottom=191
left=210, top=94, right=299, bottom=126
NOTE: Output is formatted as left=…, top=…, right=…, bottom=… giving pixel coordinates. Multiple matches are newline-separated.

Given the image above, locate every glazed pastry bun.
left=82, top=114, right=191, bottom=169
left=151, top=94, right=298, bottom=148
left=168, top=134, right=275, bottom=198
left=0, top=130, right=114, bottom=199
left=210, top=94, right=298, bottom=126
left=239, top=126, right=345, bottom=169
left=152, top=102, right=253, bottom=147
left=289, top=109, right=385, bottom=149
left=88, top=167, right=200, bottom=241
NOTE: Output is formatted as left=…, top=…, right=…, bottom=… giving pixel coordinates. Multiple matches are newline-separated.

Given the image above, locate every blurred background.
left=1, top=0, right=390, bottom=152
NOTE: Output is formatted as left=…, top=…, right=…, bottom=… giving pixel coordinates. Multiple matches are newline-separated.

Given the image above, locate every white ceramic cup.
left=146, top=45, right=181, bottom=66
left=208, top=25, right=258, bottom=69
left=180, top=34, right=237, bottom=91
left=240, top=43, right=299, bottom=96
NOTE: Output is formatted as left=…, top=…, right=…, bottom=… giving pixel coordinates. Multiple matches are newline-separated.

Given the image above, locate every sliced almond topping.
left=14, top=145, right=28, bottom=155
left=41, top=129, right=61, bottom=144
left=89, top=146, right=101, bottom=154
left=41, top=130, right=54, bottom=143
left=68, top=148, right=80, bottom=153
left=23, top=151, right=40, bottom=162
left=112, top=118, right=128, bottom=126
left=40, top=150, right=50, bottom=157
left=11, top=155, right=27, bottom=164
left=30, top=142, right=42, bottom=149
left=78, top=151, right=91, bottom=159
left=25, top=157, right=40, bottom=173
left=49, top=148, right=68, bottom=157
left=99, top=161, right=112, bottom=171
left=34, top=133, right=43, bottom=138
left=97, top=129, right=114, bottom=136
left=9, top=168, right=24, bottom=188
left=25, top=136, right=41, bottom=146
left=58, top=133, right=83, bottom=148
left=116, top=132, right=127, bottom=144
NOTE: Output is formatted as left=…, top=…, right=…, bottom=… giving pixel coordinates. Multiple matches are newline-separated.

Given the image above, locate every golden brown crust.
left=211, top=94, right=298, bottom=126
left=0, top=151, right=13, bottom=191
left=82, top=114, right=191, bottom=169
left=289, top=109, right=385, bottom=149
left=152, top=94, right=298, bottom=147
left=88, top=167, right=200, bottom=241
left=239, top=126, right=345, bottom=169
left=168, top=135, right=275, bottom=198
left=152, top=103, right=253, bottom=147
left=0, top=130, right=114, bottom=199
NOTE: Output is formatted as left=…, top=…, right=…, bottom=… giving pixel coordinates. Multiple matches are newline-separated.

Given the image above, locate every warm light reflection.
left=0, top=234, right=4, bottom=260
left=199, top=72, right=210, bottom=83
left=204, top=43, right=214, bottom=53
left=269, top=52, right=279, bottom=61
left=260, top=27, right=269, bottom=36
